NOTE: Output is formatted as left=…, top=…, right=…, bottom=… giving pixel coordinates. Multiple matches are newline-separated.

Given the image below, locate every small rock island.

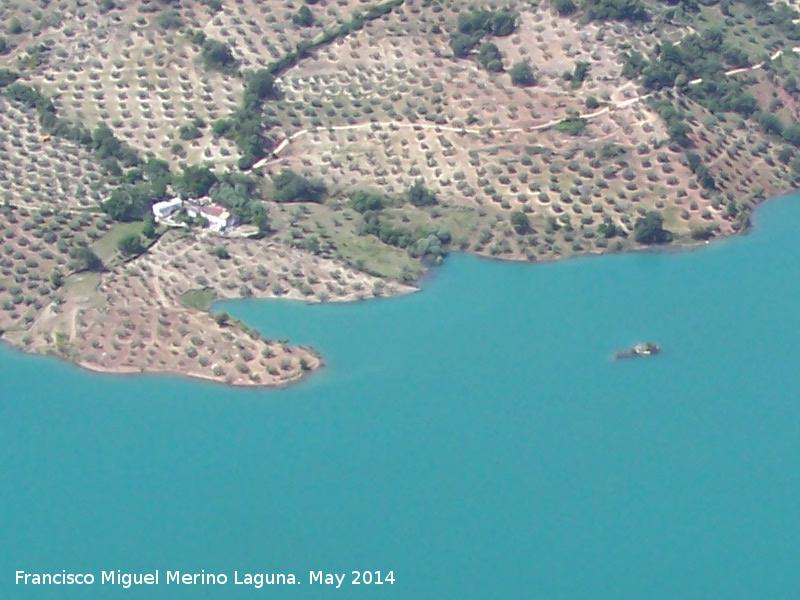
left=615, top=343, right=661, bottom=360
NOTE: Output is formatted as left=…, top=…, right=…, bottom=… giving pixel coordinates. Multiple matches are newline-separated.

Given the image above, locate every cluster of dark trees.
left=0, top=68, right=18, bottom=88
left=346, top=185, right=449, bottom=260
left=3, top=81, right=144, bottom=176
left=555, top=117, right=587, bottom=135
left=583, top=0, right=649, bottom=22
left=103, top=163, right=267, bottom=233
left=686, top=151, right=717, bottom=190
left=117, top=233, right=145, bottom=257
left=407, top=180, right=438, bottom=206
left=292, top=5, right=314, bottom=26
left=477, top=42, right=504, bottom=72
left=633, top=211, right=672, bottom=244
left=622, top=19, right=800, bottom=156
left=199, top=0, right=402, bottom=169
left=357, top=212, right=451, bottom=261
left=69, top=247, right=103, bottom=273
left=564, top=61, right=590, bottom=89
left=212, top=69, right=280, bottom=169
left=449, top=8, right=516, bottom=71
left=551, top=0, right=648, bottom=21
left=199, top=35, right=238, bottom=73
left=630, top=30, right=746, bottom=92
left=264, top=0, right=403, bottom=75
left=212, top=172, right=270, bottom=234
left=510, top=211, right=531, bottom=234
left=350, top=190, right=385, bottom=213
left=597, top=220, right=622, bottom=238
left=271, top=169, right=326, bottom=203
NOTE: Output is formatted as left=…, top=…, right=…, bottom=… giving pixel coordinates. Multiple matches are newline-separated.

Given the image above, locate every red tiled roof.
left=201, top=204, right=226, bottom=218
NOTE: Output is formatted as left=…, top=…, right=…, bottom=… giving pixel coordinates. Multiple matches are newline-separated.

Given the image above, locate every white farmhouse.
left=151, top=197, right=183, bottom=222
left=186, top=202, right=239, bottom=232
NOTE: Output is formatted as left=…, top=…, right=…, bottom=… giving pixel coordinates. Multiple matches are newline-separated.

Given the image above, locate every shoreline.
left=0, top=195, right=783, bottom=390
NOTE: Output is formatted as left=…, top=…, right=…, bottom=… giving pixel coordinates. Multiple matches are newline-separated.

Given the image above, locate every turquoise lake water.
left=3, top=193, right=800, bottom=599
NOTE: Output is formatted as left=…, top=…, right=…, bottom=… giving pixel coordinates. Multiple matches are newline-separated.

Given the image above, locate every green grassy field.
left=179, top=288, right=218, bottom=311
left=93, top=221, right=146, bottom=263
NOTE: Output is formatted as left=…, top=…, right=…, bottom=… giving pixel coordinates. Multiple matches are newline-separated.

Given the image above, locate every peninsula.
left=0, top=0, right=798, bottom=386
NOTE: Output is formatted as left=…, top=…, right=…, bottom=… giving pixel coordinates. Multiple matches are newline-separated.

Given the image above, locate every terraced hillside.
left=1, top=0, right=799, bottom=385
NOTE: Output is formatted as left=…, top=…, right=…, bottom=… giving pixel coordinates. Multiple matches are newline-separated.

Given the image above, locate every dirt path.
left=70, top=306, right=79, bottom=341
left=248, top=40, right=794, bottom=171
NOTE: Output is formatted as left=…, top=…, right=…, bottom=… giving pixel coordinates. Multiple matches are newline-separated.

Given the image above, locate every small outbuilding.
left=152, top=197, right=183, bottom=222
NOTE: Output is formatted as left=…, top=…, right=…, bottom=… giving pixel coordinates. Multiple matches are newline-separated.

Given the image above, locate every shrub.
left=556, top=118, right=586, bottom=135
left=691, top=225, right=717, bottom=240
left=633, top=210, right=671, bottom=244
left=69, top=247, right=103, bottom=272
left=510, top=60, right=536, bottom=87
left=117, top=234, right=143, bottom=256
left=293, top=5, right=314, bottom=26
left=350, top=190, right=385, bottom=213
left=179, top=124, right=203, bottom=140
left=510, top=211, right=531, bottom=234
left=158, top=10, right=183, bottom=29
left=177, top=166, right=217, bottom=198
left=477, top=42, right=503, bottom=72
left=552, top=0, right=577, bottom=15
left=407, top=180, right=438, bottom=206
left=584, top=0, right=649, bottom=22
left=210, top=246, right=230, bottom=259
left=272, top=169, right=326, bottom=203
left=7, top=18, right=23, bottom=35
left=201, top=38, right=237, bottom=72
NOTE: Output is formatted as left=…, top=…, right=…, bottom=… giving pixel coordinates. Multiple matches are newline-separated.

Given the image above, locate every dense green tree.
left=272, top=169, right=326, bottom=203
left=50, top=269, right=64, bottom=289
left=633, top=210, right=671, bottom=244
left=210, top=246, right=230, bottom=259
left=244, top=69, right=278, bottom=104
left=509, top=59, right=536, bottom=86
left=177, top=166, right=217, bottom=198
left=350, top=190, right=385, bottom=213
left=782, top=124, right=800, bottom=147
left=568, top=61, right=590, bottom=88
left=142, top=213, right=157, bottom=239
left=0, top=68, right=18, bottom=88
left=157, top=9, right=183, bottom=29
left=293, top=5, right=314, bottom=26
left=450, top=33, right=479, bottom=57
left=584, top=0, right=649, bottom=22
left=69, top=247, right=103, bottom=272
left=450, top=8, right=516, bottom=60
left=117, top=234, right=144, bottom=257
left=103, top=185, right=155, bottom=221
left=556, top=117, right=586, bottom=135
left=478, top=42, right=503, bottom=72
left=598, top=221, right=619, bottom=238
left=510, top=211, right=531, bottom=234
left=201, top=38, right=237, bottom=71
left=552, top=0, right=577, bottom=14
left=251, top=204, right=270, bottom=236
left=7, top=18, right=23, bottom=35
left=179, top=123, right=202, bottom=140
left=759, top=112, right=784, bottom=136
left=407, top=179, right=438, bottom=206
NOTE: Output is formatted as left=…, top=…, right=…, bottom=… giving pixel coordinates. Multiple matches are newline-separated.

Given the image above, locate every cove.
left=2, top=193, right=800, bottom=600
